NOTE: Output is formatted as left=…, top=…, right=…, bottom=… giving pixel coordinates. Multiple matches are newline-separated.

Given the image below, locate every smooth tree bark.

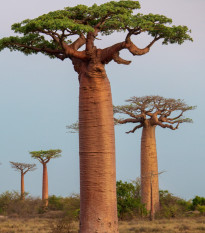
left=79, top=69, right=118, bottom=231
left=114, top=96, right=195, bottom=218
left=140, top=122, right=159, bottom=220
left=0, top=2, right=192, bottom=231
left=10, top=162, right=36, bottom=200
left=29, top=149, right=61, bottom=207
left=42, top=162, right=49, bottom=205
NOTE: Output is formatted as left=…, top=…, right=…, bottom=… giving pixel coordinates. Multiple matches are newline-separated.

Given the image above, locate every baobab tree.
left=10, top=161, right=36, bottom=200
left=114, top=96, right=195, bottom=218
left=0, top=1, right=192, bottom=231
left=29, top=149, right=61, bottom=207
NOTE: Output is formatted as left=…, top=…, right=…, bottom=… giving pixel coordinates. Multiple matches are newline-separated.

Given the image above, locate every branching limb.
left=126, top=123, right=143, bottom=134
left=100, top=42, right=126, bottom=64
left=70, top=34, right=86, bottom=50
left=167, top=111, right=183, bottom=121
left=125, top=35, right=161, bottom=56
left=113, top=52, right=131, bottom=65
left=114, top=118, right=142, bottom=124
left=101, top=34, right=160, bottom=64
left=45, top=158, right=51, bottom=164
left=157, top=121, right=179, bottom=130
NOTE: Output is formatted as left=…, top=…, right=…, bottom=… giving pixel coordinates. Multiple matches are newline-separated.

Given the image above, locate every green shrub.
left=196, top=205, right=205, bottom=214
left=117, top=180, right=147, bottom=220
left=63, top=194, right=80, bottom=221
left=0, top=191, right=42, bottom=216
left=48, top=195, right=64, bottom=211
left=192, top=196, right=205, bottom=210
left=156, top=190, right=191, bottom=218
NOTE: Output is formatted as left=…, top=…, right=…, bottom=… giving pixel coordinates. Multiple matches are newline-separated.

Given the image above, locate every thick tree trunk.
left=21, top=172, right=25, bottom=200
left=78, top=64, right=118, bottom=232
left=42, top=163, right=48, bottom=207
left=141, top=124, right=159, bottom=215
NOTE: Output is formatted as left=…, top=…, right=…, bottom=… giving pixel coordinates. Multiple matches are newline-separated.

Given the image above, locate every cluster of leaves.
left=117, top=182, right=205, bottom=220
left=48, top=194, right=80, bottom=221
left=156, top=190, right=192, bottom=218
left=190, top=196, right=205, bottom=214
left=117, top=179, right=147, bottom=220
left=0, top=191, right=79, bottom=219
left=0, top=0, right=192, bottom=58
left=0, top=191, right=42, bottom=217
left=30, top=149, right=62, bottom=163
left=1, top=189, right=205, bottom=220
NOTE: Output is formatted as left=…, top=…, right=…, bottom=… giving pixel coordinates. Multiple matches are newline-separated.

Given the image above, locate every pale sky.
left=0, top=0, right=205, bottom=200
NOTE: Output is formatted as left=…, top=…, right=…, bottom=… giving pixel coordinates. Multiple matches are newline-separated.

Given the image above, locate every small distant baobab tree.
left=10, top=161, right=36, bottom=200
left=0, top=1, right=192, bottom=231
left=114, top=96, right=195, bottom=218
left=29, top=149, right=61, bottom=206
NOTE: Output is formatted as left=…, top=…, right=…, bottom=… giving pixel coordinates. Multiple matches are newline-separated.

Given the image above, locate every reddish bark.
left=141, top=122, right=159, bottom=214
left=10, top=162, right=36, bottom=201
left=78, top=62, right=118, bottom=232
left=42, top=162, right=48, bottom=207
left=21, top=172, right=25, bottom=200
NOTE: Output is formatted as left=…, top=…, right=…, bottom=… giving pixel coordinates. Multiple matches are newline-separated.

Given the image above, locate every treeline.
left=0, top=180, right=204, bottom=221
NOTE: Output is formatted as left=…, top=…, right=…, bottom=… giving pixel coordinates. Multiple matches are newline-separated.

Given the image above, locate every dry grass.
left=119, top=217, right=205, bottom=233
left=0, top=216, right=205, bottom=233
left=0, top=217, right=53, bottom=233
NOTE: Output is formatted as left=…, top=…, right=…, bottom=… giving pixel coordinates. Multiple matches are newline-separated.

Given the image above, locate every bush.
left=196, top=205, right=205, bottom=214
left=156, top=190, right=191, bottom=218
left=192, top=196, right=205, bottom=209
left=0, top=191, right=42, bottom=217
left=48, top=195, right=64, bottom=211
left=117, top=179, right=147, bottom=220
left=63, top=194, right=80, bottom=221
left=47, top=194, right=80, bottom=220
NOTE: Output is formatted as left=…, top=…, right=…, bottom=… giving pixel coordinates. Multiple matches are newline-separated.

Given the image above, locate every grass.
left=119, top=217, right=205, bottom=233
left=1, top=216, right=205, bottom=232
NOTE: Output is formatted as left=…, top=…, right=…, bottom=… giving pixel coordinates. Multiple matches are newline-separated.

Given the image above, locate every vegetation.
left=0, top=183, right=202, bottom=220
left=30, top=149, right=62, bottom=207
left=1, top=217, right=205, bottom=233
left=0, top=0, right=192, bottom=231
left=0, top=187, right=205, bottom=232
left=9, top=162, right=36, bottom=200
left=114, top=96, right=196, bottom=217
left=117, top=179, right=147, bottom=220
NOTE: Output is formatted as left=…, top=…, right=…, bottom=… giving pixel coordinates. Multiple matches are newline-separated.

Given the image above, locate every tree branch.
left=167, top=111, right=183, bottom=121
left=125, top=36, right=160, bottom=56
left=157, top=121, right=179, bottom=130
left=114, top=118, right=142, bottom=124
left=10, top=42, right=65, bottom=58
left=126, top=124, right=143, bottom=133
left=70, top=34, right=86, bottom=50
left=113, top=52, right=131, bottom=65
left=100, top=34, right=160, bottom=64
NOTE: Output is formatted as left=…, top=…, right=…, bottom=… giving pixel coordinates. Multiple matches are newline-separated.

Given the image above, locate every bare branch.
left=114, top=118, right=142, bottom=124
left=70, top=34, right=86, bottom=50
left=10, top=161, right=36, bottom=173
left=126, top=124, right=143, bottom=133
left=157, top=121, right=179, bottom=130
left=113, top=52, right=131, bottom=65
left=125, top=36, right=160, bottom=56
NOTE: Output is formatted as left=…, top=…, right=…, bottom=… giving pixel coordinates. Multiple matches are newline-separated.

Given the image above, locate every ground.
left=0, top=216, right=205, bottom=233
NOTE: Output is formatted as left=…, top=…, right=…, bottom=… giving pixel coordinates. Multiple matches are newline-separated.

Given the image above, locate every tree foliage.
left=157, top=190, right=192, bottom=218
left=10, top=162, right=36, bottom=174
left=66, top=122, right=79, bottom=133
left=116, top=179, right=147, bottom=219
left=0, top=1, right=192, bottom=64
left=29, top=149, right=62, bottom=164
left=114, top=96, right=196, bottom=133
